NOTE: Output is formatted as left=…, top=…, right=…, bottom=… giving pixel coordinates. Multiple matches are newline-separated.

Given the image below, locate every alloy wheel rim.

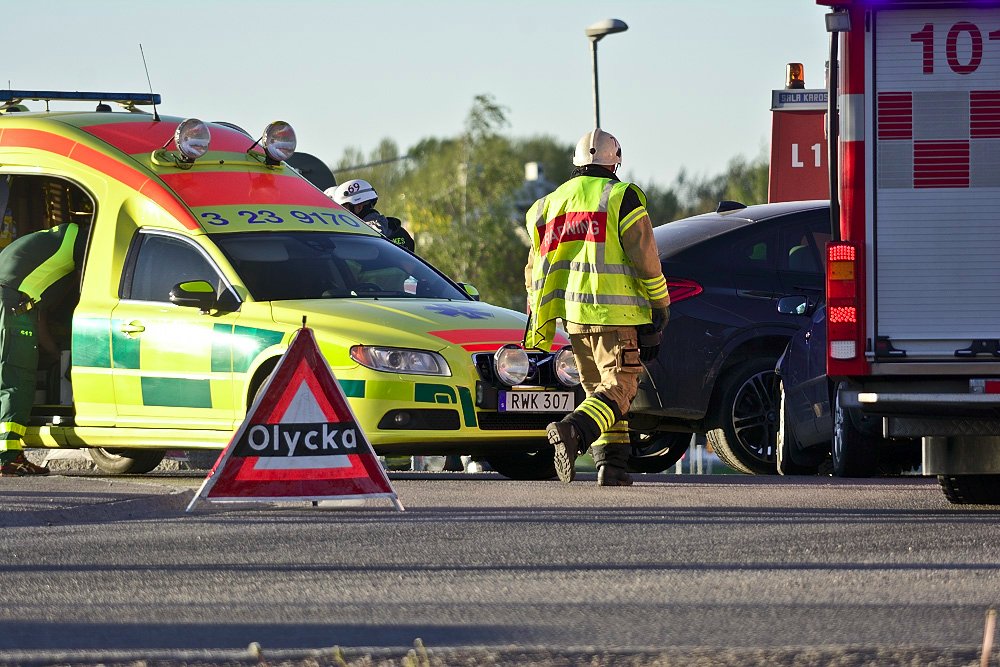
left=731, top=370, right=780, bottom=464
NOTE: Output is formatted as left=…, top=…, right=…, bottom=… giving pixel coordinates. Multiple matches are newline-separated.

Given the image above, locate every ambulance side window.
left=123, top=233, right=221, bottom=303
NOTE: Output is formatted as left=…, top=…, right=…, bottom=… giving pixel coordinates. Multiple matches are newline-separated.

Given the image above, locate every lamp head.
left=585, top=18, right=628, bottom=42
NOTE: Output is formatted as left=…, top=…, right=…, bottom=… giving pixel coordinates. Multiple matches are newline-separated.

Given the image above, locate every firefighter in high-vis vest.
left=524, top=129, right=670, bottom=487
left=0, top=221, right=87, bottom=476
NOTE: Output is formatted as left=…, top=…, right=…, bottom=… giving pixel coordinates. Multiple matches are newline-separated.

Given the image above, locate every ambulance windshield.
left=215, top=232, right=466, bottom=302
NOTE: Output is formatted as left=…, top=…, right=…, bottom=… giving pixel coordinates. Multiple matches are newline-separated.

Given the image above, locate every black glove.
left=637, top=323, right=661, bottom=362
left=652, top=306, right=670, bottom=333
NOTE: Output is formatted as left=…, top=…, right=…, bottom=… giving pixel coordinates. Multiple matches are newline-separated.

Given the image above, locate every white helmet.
left=572, top=129, right=622, bottom=168
left=327, top=178, right=378, bottom=206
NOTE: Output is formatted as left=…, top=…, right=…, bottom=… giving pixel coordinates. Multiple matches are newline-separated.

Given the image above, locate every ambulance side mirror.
left=457, top=282, right=480, bottom=301
left=169, top=280, right=217, bottom=313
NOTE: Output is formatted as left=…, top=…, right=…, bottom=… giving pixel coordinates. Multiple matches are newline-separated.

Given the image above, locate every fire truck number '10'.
left=911, top=22, right=1000, bottom=75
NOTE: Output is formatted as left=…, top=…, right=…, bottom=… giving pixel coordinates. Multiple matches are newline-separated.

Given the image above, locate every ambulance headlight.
left=553, top=346, right=580, bottom=387
left=175, top=119, right=211, bottom=161
left=494, top=344, right=530, bottom=386
left=262, top=121, right=297, bottom=162
left=350, top=346, right=450, bottom=376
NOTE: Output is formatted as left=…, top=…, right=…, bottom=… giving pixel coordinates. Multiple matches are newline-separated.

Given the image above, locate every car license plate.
left=498, top=391, right=574, bottom=413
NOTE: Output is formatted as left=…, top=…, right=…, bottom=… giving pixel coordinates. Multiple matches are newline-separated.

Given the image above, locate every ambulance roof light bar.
left=0, top=90, right=161, bottom=109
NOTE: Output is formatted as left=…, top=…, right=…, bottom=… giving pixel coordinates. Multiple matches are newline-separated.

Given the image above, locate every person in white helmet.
left=523, top=129, right=670, bottom=487
left=325, top=179, right=415, bottom=252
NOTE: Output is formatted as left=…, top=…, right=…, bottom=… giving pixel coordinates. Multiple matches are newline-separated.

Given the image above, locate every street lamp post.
left=585, top=18, right=628, bottom=129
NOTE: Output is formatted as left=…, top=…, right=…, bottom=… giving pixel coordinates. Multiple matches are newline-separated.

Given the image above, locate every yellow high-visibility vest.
left=525, top=176, right=651, bottom=349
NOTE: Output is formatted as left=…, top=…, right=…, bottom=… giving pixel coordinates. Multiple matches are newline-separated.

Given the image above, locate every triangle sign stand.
left=187, top=326, right=404, bottom=512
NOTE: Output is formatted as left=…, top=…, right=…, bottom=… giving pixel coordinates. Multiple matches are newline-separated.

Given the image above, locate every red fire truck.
left=819, top=0, right=1000, bottom=504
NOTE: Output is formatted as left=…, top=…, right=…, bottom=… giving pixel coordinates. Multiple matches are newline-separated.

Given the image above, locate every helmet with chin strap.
left=572, top=128, right=622, bottom=168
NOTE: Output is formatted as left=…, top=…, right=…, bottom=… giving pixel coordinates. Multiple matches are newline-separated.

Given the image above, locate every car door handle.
left=737, top=289, right=781, bottom=300
left=120, top=321, right=145, bottom=335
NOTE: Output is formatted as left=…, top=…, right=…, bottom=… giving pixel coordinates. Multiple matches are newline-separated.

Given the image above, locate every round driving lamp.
left=262, top=121, right=297, bottom=162
left=553, top=346, right=581, bottom=387
left=174, top=118, right=211, bottom=161
left=494, top=344, right=530, bottom=386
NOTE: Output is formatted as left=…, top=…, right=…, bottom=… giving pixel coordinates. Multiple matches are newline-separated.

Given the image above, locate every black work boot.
left=594, top=443, right=633, bottom=487
left=547, top=420, right=582, bottom=483
left=597, top=465, right=633, bottom=486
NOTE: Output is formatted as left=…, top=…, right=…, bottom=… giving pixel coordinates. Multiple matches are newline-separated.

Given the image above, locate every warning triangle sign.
left=187, top=327, right=403, bottom=511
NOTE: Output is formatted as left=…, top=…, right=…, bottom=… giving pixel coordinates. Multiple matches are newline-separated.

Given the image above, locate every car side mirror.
left=169, top=280, right=217, bottom=313
left=777, top=295, right=815, bottom=316
left=458, top=282, right=481, bottom=301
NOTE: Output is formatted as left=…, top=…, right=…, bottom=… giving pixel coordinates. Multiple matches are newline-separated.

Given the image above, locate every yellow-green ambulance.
left=0, top=90, right=581, bottom=479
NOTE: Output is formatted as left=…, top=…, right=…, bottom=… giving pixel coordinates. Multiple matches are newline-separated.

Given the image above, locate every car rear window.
left=653, top=215, right=754, bottom=258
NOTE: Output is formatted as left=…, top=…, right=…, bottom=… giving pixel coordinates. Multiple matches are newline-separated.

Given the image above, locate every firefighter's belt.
left=0, top=283, right=35, bottom=316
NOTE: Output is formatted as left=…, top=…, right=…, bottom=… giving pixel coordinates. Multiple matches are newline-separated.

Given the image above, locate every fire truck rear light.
left=830, top=340, right=857, bottom=359
left=828, top=306, right=857, bottom=324
left=829, top=261, right=855, bottom=280
left=666, top=278, right=703, bottom=303
left=828, top=243, right=856, bottom=262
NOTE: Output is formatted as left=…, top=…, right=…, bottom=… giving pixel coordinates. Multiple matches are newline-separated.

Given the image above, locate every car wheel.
left=776, top=381, right=818, bottom=475
left=484, top=448, right=557, bottom=480
left=707, top=358, right=781, bottom=475
left=89, top=448, right=166, bottom=475
left=938, top=474, right=1000, bottom=505
left=832, top=382, right=877, bottom=477
left=628, top=431, right=690, bottom=473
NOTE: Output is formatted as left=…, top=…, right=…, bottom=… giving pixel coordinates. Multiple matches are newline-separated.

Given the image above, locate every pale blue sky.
left=3, top=0, right=831, bottom=189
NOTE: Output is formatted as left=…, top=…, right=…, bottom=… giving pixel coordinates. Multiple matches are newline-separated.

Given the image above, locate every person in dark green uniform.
left=0, top=222, right=86, bottom=476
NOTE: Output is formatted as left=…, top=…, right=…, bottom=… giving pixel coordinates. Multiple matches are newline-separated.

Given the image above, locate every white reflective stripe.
left=538, top=289, right=647, bottom=307
left=841, top=93, right=865, bottom=142
left=598, top=181, right=614, bottom=213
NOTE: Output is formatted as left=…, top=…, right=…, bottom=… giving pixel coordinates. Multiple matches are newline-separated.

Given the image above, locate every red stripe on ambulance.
left=81, top=121, right=265, bottom=155
left=159, top=171, right=335, bottom=208
left=0, top=127, right=199, bottom=230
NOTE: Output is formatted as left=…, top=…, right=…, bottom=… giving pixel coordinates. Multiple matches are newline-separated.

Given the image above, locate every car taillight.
left=826, top=241, right=860, bottom=360
left=666, top=278, right=703, bottom=303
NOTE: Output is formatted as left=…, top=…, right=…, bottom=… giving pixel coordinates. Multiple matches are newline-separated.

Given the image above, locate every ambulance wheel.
left=484, top=448, right=557, bottom=480
left=89, top=448, right=166, bottom=475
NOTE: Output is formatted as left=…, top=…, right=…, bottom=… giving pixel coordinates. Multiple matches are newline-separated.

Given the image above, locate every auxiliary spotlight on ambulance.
left=0, top=90, right=580, bottom=479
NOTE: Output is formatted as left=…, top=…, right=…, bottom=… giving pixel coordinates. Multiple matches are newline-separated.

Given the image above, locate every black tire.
left=628, top=431, right=691, bottom=473
left=938, top=474, right=1000, bottom=505
left=776, top=381, right=819, bottom=475
left=484, top=448, right=557, bottom=480
left=832, top=382, right=877, bottom=478
left=89, top=448, right=166, bottom=475
left=706, top=357, right=781, bottom=475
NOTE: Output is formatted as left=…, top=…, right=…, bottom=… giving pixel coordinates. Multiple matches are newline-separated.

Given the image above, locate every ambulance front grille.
left=477, top=413, right=553, bottom=431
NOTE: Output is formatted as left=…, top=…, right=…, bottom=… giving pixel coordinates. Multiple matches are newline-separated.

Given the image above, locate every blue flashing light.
left=0, top=90, right=160, bottom=105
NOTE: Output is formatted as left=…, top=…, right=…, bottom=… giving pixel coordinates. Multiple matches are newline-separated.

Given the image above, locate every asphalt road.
left=1, top=470, right=998, bottom=666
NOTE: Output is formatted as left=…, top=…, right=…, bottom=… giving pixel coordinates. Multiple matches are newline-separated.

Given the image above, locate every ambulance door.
left=110, top=230, right=241, bottom=429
